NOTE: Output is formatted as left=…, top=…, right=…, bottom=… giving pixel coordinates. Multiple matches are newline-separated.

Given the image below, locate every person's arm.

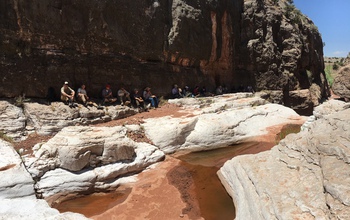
left=69, top=87, right=75, bottom=97
left=61, top=87, right=70, bottom=98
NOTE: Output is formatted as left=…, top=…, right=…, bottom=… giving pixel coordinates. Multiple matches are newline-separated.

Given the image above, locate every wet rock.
left=0, top=199, right=88, bottom=220
left=218, top=100, right=350, bottom=219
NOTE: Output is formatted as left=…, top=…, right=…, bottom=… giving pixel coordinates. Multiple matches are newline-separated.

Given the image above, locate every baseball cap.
left=64, top=81, right=69, bottom=85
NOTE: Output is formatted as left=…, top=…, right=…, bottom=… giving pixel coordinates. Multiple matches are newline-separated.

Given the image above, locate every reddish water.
left=54, top=142, right=274, bottom=219
left=53, top=187, right=131, bottom=217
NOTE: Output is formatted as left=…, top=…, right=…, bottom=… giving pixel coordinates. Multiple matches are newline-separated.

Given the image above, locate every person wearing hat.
left=61, top=81, right=75, bottom=106
left=102, top=84, right=117, bottom=104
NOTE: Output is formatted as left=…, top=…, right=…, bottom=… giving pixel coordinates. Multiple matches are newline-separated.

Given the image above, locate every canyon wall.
left=0, top=0, right=329, bottom=112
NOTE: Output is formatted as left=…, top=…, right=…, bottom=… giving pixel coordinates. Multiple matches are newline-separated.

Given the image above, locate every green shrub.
left=325, top=65, right=334, bottom=86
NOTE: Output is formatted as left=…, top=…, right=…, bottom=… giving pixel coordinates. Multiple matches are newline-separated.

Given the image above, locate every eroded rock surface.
left=0, top=101, right=26, bottom=140
left=0, top=100, right=138, bottom=139
left=22, top=125, right=165, bottom=201
left=0, top=139, right=88, bottom=220
left=146, top=94, right=304, bottom=153
left=332, top=64, right=350, bottom=101
left=0, top=0, right=328, bottom=114
left=218, top=100, right=350, bottom=219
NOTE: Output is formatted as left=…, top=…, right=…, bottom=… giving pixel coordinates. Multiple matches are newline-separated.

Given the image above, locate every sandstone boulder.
left=0, top=140, right=87, bottom=219
left=0, top=101, right=26, bottom=141
left=22, top=125, right=165, bottom=200
left=0, top=139, right=35, bottom=199
left=218, top=100, right=350, bottom=219
left=146, top=94, right=305, bottom=153
left=332, top=64, right=350, bottom=101
left=24, top=102, right=138, bottom=136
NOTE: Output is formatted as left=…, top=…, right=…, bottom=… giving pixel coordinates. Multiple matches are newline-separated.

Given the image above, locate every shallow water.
left=54, top=142, right=273, bottom=219
left=175, top=142, right=272, bottom=219
left=53, top=187, right=131, bottom=217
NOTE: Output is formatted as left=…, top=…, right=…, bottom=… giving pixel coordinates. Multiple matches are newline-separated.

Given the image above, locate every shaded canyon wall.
left=0, top=0, right=329, bottom=110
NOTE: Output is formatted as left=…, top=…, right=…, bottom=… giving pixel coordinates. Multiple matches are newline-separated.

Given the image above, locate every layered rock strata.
left=0, top=139, right=87, bottom=220
left=0, top=100, right=138, bottom=141
left=218, top=100, right=350, bottom=219
left=0, top=0, right=328, bottom=113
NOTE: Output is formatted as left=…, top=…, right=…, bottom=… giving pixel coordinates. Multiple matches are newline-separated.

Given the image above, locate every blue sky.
left=294, top=0, right=350, bottom=57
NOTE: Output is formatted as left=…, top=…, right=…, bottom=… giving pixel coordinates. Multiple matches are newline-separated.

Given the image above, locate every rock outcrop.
left=0, top=100, right=138, bottom=140
left=332, top=64, right=350, bottom=101
left=0, top=139, right=88, bottom=220
left=0, top=0, right=328, bottom=113
left=146, top=93, right=304, bottom=153
left=218, top=100, right=350, bottom=219
left=23, top=125, right=165, bottom=201
left=0, top=93, right=305, bottom=213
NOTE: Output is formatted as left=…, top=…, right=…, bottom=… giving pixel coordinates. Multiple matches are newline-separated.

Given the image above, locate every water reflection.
left=53, top=187, right=131, bottom=217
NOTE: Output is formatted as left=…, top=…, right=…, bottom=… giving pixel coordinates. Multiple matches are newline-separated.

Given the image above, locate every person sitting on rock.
left=182, top=86, right=194, bottom=97
left=102, top=84, right=117, bottom=105
left=117, top=87, right=131, bottom=106
left=77, top=84, right=98, bottom=108
left=216, top=85, right=223, bottom=95
left=200, top=86, right=214, bottom=97
left=76, top=84, right=89, bottom=105
left=171, top=84, right=183, bottom=99
left=193, top=85, right=200, bottom=97
left=143, top=87, right=159, bottom=108
left=131, top=88, right=147, bottom=111
left=61, top=81, right=76, bottom=107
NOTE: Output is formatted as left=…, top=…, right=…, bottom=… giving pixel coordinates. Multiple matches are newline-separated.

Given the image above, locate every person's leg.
left=149, top=97, right=155, bottom=107
left=154, top=97, right=159, bottom=107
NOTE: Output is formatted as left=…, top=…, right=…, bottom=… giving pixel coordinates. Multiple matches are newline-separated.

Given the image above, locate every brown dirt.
left=95, top=103, right=193, bottom=127
left=13, top=133, right=53, bottom=156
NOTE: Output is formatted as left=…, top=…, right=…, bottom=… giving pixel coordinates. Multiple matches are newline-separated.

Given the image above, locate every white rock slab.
left=218, top=101, right=350, bottom=220
left=0, top=198, right=88, bottom=220
left=0, top=140, right=35, bottom=199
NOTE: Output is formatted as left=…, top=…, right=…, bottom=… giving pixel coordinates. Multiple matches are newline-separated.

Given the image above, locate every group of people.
left=171, top=84, right=255, bottom=99
left=60, top=81, right=159, bottom=110
left=171, top=84, right=230, bottom=99
left=60, top=81, right=255, bottom=109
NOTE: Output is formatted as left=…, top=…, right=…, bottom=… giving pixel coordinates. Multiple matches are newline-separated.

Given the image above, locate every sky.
left=293, top=0, right=350, bottom=57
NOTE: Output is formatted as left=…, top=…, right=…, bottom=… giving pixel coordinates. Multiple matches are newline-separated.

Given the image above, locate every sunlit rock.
left=218, top=100, right=350, bottom=219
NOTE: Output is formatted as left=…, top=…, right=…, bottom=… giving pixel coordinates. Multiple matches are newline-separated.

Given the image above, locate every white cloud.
left=332, top=51, right=347, bottom=56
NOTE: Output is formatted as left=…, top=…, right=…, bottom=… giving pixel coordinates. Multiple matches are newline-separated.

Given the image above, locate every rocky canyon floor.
left=13, top=102, right=304, bottom=220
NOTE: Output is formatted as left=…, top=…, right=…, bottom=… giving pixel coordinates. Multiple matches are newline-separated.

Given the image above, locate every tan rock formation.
left=218, top=100, right=350, bottom=219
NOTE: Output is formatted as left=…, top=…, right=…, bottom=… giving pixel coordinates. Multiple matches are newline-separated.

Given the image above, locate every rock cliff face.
left=0, top=0, right=328, bottom=112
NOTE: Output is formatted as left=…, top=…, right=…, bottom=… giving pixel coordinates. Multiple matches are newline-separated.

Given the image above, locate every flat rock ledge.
left=218, top=99, right=350, bottom=220
left=0, top=100, right=138, bottom=141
